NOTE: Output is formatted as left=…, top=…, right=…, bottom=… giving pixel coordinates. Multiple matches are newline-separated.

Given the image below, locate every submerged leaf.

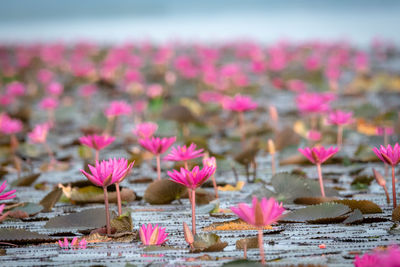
left=280, top=203, right=351, bottom=223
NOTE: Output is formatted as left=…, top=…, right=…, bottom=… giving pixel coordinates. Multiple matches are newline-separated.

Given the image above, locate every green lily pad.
left=280, top=203, right=351, bottom=223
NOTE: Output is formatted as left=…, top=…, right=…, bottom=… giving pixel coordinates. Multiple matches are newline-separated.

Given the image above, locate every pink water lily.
left=164, top=143, right=204, bottom=169
left=203, top=155, right=218, bottom=198
left=327, top=110, right=353, bottom=147
left=139, top=224, right=168, bottom=246
left=231, top=197, right=285, bottom=265
left=132, top=122, right=158, bottom=139
left=58, top=237, right=87, bottom=249
left=354, top=245, right=400, bottom=267
left=298, top=146, right=339, bottom=197
left=168, top=165, right=215, bottom=235
left=372, top=143, right=400, bottom=208
left=0, top=181, right=17, bottom=200
left=79, top=134, right=115, bottom=162
left=28, top=123, right=56, bottom=164
left=139, top=136, right=176, bottom=181
left=81, top=158, right=134, bottom=233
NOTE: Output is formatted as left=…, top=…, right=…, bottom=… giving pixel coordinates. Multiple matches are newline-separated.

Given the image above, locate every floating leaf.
left=45, top=208, right=114, bottom=230
left=203, top=219, right=274, bottom=231
left=251, top=172, right=338, bottom=204
left=194, top=188, right=215, bottom=205
left=332, top=200, right=382, bottom=214
left=39, top=187, right=62, bottom=212
left=392, top=206, right=400, bottom=221
left=354, top=144, right=379, bottom=162
left=192, top=233, right=228, bottom=253
left=280, top=203, right=351, bottom=223
left=61, top=184, right=135, bottom=204
left=11, top=173, right=41, bottom=186
left=7, top=202, right=43, bottom=216
left=294, top=197, right=339, bottom=205
left=110, top=212, right=133, bottom=233
left=222, top=259, right=263, bottom=267
left=0, top=228, right=53, bottom=244
left=351, top=175, right=374, bottom=190
left=343, top=209, right=363, bottom=225
left=144, top=179, right=186, bottom=205
left=218, top=181, right=245, bottom=191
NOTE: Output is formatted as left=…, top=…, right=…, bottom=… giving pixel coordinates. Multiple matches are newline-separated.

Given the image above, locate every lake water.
left=0, top=0, right=399, bottom=45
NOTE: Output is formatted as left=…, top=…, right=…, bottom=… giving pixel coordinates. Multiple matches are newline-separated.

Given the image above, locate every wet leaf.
left=332, top=200, right=382, bottom=214
left=354, top=144, right=379, bottom=162
left=61, top=184, right=135, bottom=204
left=7, top=202, right=43, bottom=216
left=294, top=197, right=339, bottom=205
left=280, top=203, right=351, bottom=223
left=197, top=199, right=220, bottom=214
left=236, top=236, right=258, bottom=249
left=194, top=188, right=215, bottom=205
left=222, top=259, right=264, bottom=267
left=11, top=173, right=41, bottom=186
left=203, top=219, right=274, bottom=231
left=0, top=228, right=53, bottom=244
left=251, top=172, right=338, bottom=204
left=144, top=179, right=186, bottom=205
left=45, top=208, right=114, bottom=230
left=343, top=209, right=364, bottom=225
left=110, top=212, right=133, bottom=233
left=192, top=233, right=228, bottom=252
left=392, top=206, right=400, bottom=221
left=39, top=187, right=62, bottom=212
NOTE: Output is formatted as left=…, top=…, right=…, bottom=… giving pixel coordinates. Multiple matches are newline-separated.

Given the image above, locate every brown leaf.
left=110, top=213, right=133, bottom=233
left=40, top=187, right=62, bottom=212
left=11, top=173, right=41, bottom=186
left=332, top=200, right=382, bottom=214
left=392, top=206, right=400, bottom=221
left=294, top=197, right=339, bottom=205
left=144, top=179, right=186, bottom=205
left=0, top=228, right=54, bottom=244
left=8, top=210, right=29, bottom=219
left=192, top=233, right=227, bottom=253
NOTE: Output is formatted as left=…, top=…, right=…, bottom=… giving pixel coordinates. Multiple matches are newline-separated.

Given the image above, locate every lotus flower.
left=58, top=237, right=87, bottom=249
left=354, top=245, right=400, bottom=267
left=0, top=114, right=23, bottom=135
left=39, top=97, right=59, bottom=110
left=168, top=165, right=215, bottom=235
left=28, top=123, right=55, bottom=164
left=104, top=100, right=132, bottom=118
left=6, top=82, right=26, bottom=97
left=231, top=197, right=285, bottom=265
left=132, top=122, right=158, bottom=139
left=327, top=110, right=353, bottom=147
left=222, top=94, right=258, bottom=147
left=80, top=158, right=134, bottom=234
left=139, top=136, right=176, bottom=180
left=372, top=143, right=400, bottom=208
left=0, top=181, right=17, bottom=200
left=139, top=224, right=168, bottom=246
left=164, top=143, right=204, bottom=169
left=79, top=134, right=115, bottom=162
left=203, top=155, right=218, bottom=198
left=298, top=146, right=339, bottom=197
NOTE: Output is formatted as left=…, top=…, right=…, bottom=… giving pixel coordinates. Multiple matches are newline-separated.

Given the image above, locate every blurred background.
left=0, top=0, right=399, bottom=45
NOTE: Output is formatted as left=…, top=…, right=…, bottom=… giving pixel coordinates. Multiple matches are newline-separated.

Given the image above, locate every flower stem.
left=271, top=154, right=276, bottom=176
left=337, top=125, right=343, bottom=149
left=103, top=186, right=111, bottom=235
left=156, top=154, right=161, bottom=180
left=191, top=188, right=196, bottom=235
left=392, top=166, right=397, bottom=209
left=238, top=111, right=246, bottom=148
left=115, top=182, right=122, bottom=216
left=184, top=161, right=188, bottom=170
left=316, top=163, right=326, bottom=197
left=44, top=142, right=56, bottom=165
left=211, top=174, right=219, bottom=199
left=258, top=228, right=265, bottom=265
left=95, top=150, right=99, bottom=163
